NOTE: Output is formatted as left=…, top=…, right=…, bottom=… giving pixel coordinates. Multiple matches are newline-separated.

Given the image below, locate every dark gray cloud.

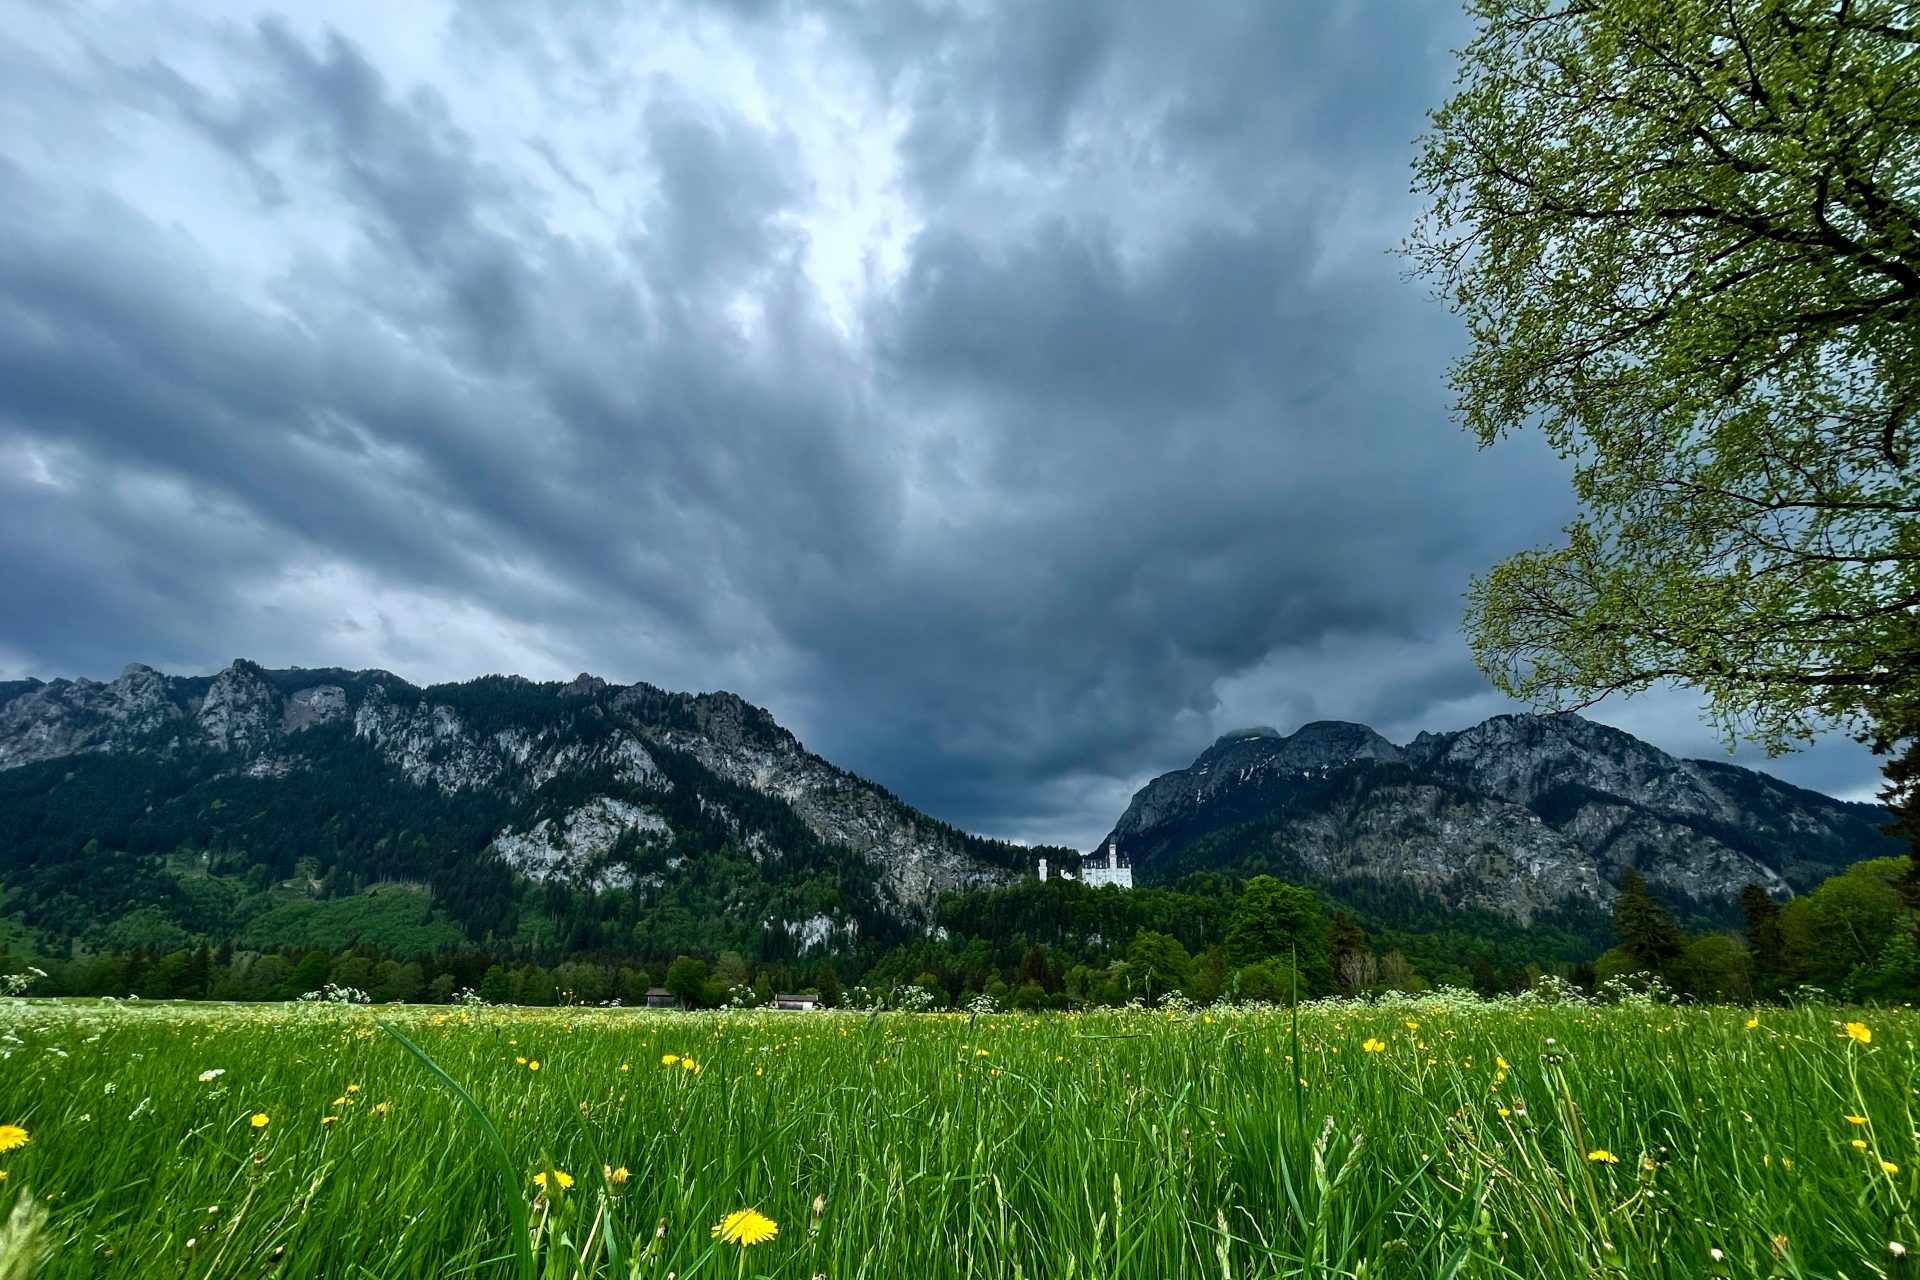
left=0, top=0, right=1885, bottom=849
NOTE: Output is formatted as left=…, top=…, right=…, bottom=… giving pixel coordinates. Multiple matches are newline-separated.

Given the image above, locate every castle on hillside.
left=1038, top=840, right=1133, bottom=890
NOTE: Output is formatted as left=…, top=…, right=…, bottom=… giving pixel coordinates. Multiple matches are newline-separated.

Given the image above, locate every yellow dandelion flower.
left=1854, top=1139, right=1870, bottom=1150
left=711, top=1208, right=778, bottom=1246
left=1362, top=1038, right=1385, bottom=1053
left=662, top=1054, right=679, bottom=1066
left=1847, top=1115, right=1869, bottom=1125
left=1496, top=1108, right=1511, bottom=1118
left=974, top=1049, right=990, bottom=1057
left=619, top=1063, right=631, bottom=1073
left=531, top=1170, right=574, bottom=1191
left=528, top=1061, right=541, bottom=1072
left=0, top=1125, right=29, bottom=1153
left=605, top=1165, right=630, bottom=1186
left=249, top=1113, right=270, bottom=1129
left=1587, top=1150, right=1618, bottom=1164
left=331, top=1096, right=347, bottom=1107
left=515, top=1057, right=527, bottom=1065
left=321, top=1116, right=339, bottom=1125
left=1884, top=1161, right=1901, bottom=1175
left=1845, top=1022, right=1873, bottom=1045
left=373, top=1102, right=391, bottom=1115
left=345, top=1084, right=360, bottom=1094
left=1405, top=1020, right=1419, bottom=1031
left=1495, top=1057, right=1509, bottom=1070
left=1746, top=1017, right=1760, bottom=1029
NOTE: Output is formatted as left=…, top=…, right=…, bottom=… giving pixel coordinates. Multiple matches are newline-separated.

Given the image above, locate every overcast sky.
left=0, top=0, right=1886, bottom=847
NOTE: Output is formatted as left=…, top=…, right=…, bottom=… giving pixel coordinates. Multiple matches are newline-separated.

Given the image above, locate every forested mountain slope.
left=0, top=661, right=1038, bottom=960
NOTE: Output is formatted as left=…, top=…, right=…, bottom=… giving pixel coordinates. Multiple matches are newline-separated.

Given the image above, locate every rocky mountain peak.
left=1197, top=721, right=1405, bottom=772
left=1105, top=709, right=1891, bottom=923
left=1283, top=720, right=1406, bottom=767
left=196, top=660, right=280, bottom=753
left=0, top=660, right=1026, bottom=924
left=685, top=690, right=796, bottom=753
left=1413, top=713, right=1703, bottom=812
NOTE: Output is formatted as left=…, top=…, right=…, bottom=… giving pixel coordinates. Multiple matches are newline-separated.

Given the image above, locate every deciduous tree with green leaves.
left=1225, top=876, right=1336, bottom=995
left=1407, top=0, right=1920, bottom=752
left=1125, top=930, right=1195, bottom=1003
left=663, top=954, right=708, bottom=1009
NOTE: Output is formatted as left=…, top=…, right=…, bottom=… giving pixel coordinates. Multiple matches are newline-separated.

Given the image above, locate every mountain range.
left=0, top=661, right=1898, bottom=961
left=1103, top=718, right=1895, bottom=925
left=0, top=661, right=1033, bottom=960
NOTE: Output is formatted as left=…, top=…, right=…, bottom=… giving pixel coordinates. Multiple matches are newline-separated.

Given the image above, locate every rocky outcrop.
left=492, top=797, right=669, bottom=891
left=351, top=687, right=505, bottom=792
left=1105, top=713, right=1893, bottom=921
left=643, top=699, right=1012, bottom=911
left=0, top=663, right=186, bottom=769
left=196, top=661, right=280, bottom=753
left=283, top=685, right=348, bottom=732
left=1267, top=777, right=1610, bottom=924
left=1110, top=723, right=1407, bottom=865
left=0, top=661, right=1021, bottom=915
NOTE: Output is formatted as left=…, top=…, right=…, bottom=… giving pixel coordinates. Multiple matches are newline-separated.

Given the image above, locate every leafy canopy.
left=1407, top=0, right=1920, bottom=749
left=1226, top=875, right=1336, bottom=994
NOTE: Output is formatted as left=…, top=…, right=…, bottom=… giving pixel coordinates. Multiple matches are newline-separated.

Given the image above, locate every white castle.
left=1039, top=840, right=1132, bottom=890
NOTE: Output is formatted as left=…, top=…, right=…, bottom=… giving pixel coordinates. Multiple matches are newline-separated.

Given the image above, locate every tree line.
left=21, top=852, right=1919, bottom=1010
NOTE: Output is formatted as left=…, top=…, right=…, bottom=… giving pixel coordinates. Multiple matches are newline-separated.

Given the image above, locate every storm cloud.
left=0, top=0, right=1883, bottom=847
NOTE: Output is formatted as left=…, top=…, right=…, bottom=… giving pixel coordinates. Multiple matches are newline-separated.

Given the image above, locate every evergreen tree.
left=477, top=964, right=510, bottom=1004
left=1740, top=882, right=1786, bottom=989
left=1470, top=956, right=1498, bottom=996
left=1327, top=911, right=1373, bottom=994
left=1016, top=946, right=1060, bottom=995
left=815, top=964, right=842, bottom=1009
left=1863, top=624, right=1920, bottom=911
left=182, top=944, right=212, bottom=1000
left=1613, top=868, right=1686, bottom=978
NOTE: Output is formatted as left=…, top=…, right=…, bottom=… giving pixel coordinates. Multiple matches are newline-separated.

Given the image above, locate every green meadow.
left=0, top=996, right=1914, bottom=1278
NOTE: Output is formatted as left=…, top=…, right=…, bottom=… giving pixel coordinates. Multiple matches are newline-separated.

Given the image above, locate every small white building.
left=1081, top=840, right=1133, bottom=890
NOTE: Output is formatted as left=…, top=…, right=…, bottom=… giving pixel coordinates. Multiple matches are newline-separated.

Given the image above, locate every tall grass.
left=0, top=995, right=1914, bottom=1277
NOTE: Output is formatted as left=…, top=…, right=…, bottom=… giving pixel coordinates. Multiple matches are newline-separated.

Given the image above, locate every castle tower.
left=1037, top=857, right=1048, bottom=882
left=1083, top=838, right=1133, bottom=890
